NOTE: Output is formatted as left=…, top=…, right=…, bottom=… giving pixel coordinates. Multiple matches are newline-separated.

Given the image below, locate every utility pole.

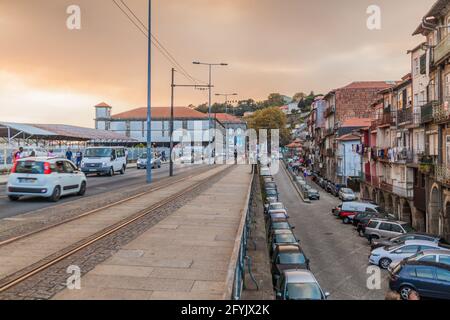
left=170, top=68, right=175, bottom=177
left=146, top=0, right=152, bottom=184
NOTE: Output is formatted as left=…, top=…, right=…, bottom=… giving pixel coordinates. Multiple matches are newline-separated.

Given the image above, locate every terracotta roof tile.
left=95, top=102, right=112, bottom=108
left=341, top=118, right=372, bottom=128
left=111, top=107, right=208, bottom=120
left=341, top=81, right=396, bottom=90
left=214, top=113, right=245, bottom=123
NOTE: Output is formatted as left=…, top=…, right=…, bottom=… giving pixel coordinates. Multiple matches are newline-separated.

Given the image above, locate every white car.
left=81, top=147, right=127, bottom=176
left=7, top=157, right=87, bottom=202
left=369, top=240, right=445, bottom=269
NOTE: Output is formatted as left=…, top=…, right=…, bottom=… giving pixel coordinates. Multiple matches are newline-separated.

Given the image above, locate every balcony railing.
left=378, top=112, right=395, bottom=127
left=397, top=108, right=413, bottom=125
left=436, top=165, right=450, bottom=186
left=434, top=33, right=450, bottom=63
left=421, top=101, right=438, bottom=123
left=418, top=154, right=437, bottom=175
left=433, top=103, right=450, bottom=124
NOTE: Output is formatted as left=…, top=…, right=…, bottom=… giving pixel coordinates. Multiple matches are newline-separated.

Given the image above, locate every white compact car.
left=369, top=240, right=445, bottom=269
left=7, top=157, right=87, bottom=202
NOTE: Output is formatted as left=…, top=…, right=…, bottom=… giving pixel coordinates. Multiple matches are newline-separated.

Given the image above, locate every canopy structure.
left=0, top=122, right=137, bottom=144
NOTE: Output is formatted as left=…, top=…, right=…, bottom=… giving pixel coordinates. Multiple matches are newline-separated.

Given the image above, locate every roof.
left=214, top=113, right=246, bottom=124
left=341, top=81, right=396, bottom=90
left=0, top=122, right=135, bottom=142
left=111, top=107, right=208, bottom=120
left=337, top=133, right=362, bottom=141
left=341, top=118, right=372, bottom=128
left=95, top=102, right=112, bottom=108
left=284, top=270, right=316, bottom=283
left=277, top=244, right=302, bottom=253
left=413, top=0, right=450, bottom=35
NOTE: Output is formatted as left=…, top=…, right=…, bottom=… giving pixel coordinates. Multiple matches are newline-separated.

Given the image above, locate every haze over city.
left=0, top=0, right=435, bottom=126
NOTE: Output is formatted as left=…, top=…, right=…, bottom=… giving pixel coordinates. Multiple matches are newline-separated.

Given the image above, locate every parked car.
left=263, top=176, right=275, bottom=183
left=260, top=167, right=271, bottom=177
left=136, top=154, right=161, bottom=169
left=389, top=261, right=450, bottom=300
left=264, top=202, right=285, bottom=214
left=268, top=229, right=299, bottom=256
left=355, top=212, right=395, bottom=237
left=319, top=179, right=328, bottom=189
left=275, top=270, right=329, bottom=300
left=401, top=249, right=450, bottom=267
left=337, top=201, right=385, bottom=224
left=265, top=188, right=279, bottom=203
left=7, top=157, right=87, bottom=202
left=369, top=240, right=444, bottom=269
left=325, top=181, right=334, bottom=193
left=81, top=147, right=127, bottom=176
left=272, top=244, right=310, bottom=286
left=338, top=188, right=357, bottom=201
left=266, top=211, right=290, bottom=225
left=267, top=218, right=295, bottom=235
left=364, top=219, right=415, bottom=242
left=371, top=233, right=449, bottom=250
left=330, top=184, right=346, bottom=197
left=264, top=182, right=278, bottom=191
left=307, top=188, right=320, bottom=200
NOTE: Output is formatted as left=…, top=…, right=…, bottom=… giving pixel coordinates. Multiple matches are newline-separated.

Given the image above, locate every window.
left=436, top=268, right=450, bottom=282
left=439, top=255, right=450, bottom=266
left=379, top=223, right=392, bottom=231
left=420, top=54, right=427, bottom=75
left=418, top=255, right=437, bottom=263
left=415, top=267, right=435, bottom=280
left=399, top=245, right=419, bottom=254
left=391, top=224, right=404, bottom=234
left=368, top=221, right=378, bottom=229
left=63, top=161, right=75, bottom=174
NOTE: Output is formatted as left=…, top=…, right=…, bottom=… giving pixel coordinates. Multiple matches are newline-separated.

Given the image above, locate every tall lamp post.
left=215, top=93, right=238, bottom=114
left=192, top=61, right=228, bottom=164
left=146, top=0, right=153, bottom=184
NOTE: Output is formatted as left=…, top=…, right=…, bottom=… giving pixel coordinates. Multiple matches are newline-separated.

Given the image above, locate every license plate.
left=89, top=169, right=96, bottom=172
left=19, top=179, right=36, bottom=183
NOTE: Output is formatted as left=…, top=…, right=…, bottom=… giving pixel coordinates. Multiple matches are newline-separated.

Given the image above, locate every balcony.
left=436, top=165, right=450, bottom=186
left=433, top=33, right=450, bottom=64
left=418, top=153, right=437, bottom=175
left=397, top=108, right=413, bottom=125
left=421, top=101, right=438, bottom=124
left=432, top=103, right=450, bottom=124
left=378, top=113, right=395, bottom=127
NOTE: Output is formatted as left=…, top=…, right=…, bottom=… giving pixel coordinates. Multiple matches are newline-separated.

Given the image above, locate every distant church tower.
left=94, top=102, right=112, bottom=130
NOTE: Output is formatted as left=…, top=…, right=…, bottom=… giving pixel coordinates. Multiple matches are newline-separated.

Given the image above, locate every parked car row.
left=261, top=166, right=329, bottom=300
left=285, top=164, right=320, bottom=201
left=330, top=197, right=450, bottom=299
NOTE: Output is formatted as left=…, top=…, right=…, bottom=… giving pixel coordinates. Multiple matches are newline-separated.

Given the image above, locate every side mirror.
left=325, top=292, right=331, bottom=298
left=276, top=292, right=282, bottom=298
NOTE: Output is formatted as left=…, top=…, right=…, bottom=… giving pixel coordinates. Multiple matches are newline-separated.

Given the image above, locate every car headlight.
left=102, top=162, right=108, bottom=167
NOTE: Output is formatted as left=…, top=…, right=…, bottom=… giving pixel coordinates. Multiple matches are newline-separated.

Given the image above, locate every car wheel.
left=49, top=186, right=61, bottom=202
left=379, top=258, right=392, bottom=270
left=399, top=286, right=413, bottom=300
left=119, top=166, right=125, bottom=175
left=77, top=181, right=86, bottom=196
left=8, top=195, right=20, bottom=201
left=109, top=167, right=114, bottom=177
left=343, top=217, right=350, bottom=224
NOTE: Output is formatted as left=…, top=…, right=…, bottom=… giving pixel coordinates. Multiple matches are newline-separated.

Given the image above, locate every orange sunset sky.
left=0, top=0, right=436, bottom=127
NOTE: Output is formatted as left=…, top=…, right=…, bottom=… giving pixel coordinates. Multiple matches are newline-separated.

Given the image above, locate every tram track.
left=0, top=165, right=232, bottom=295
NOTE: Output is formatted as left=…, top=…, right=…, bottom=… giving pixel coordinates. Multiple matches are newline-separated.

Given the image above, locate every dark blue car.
left=389, top=261, right=450, bottom=300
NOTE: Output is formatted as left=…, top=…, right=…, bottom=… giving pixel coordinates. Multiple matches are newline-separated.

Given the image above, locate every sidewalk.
left=54, top=165, right=253, bottom=300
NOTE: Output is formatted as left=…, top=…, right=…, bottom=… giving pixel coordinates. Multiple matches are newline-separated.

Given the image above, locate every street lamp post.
left=193, top=62, right=228, bottom=164
left=146, top=0, right=153, bottom=184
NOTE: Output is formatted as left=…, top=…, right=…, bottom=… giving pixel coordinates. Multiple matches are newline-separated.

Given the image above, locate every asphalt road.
left=0, top=163, right=205, bottom=220
left=274, top=165, right=388, bottom=300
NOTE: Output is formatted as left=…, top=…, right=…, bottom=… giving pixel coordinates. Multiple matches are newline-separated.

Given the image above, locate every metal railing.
left=433, top=103, right=450, bottom=124
left=434, top=33, right=450, bottom=63
left=224, top=166, right=257, bottom=300
left=393, top=183, right=414, bottom=199
left=421, top=101, right=438, bottom=123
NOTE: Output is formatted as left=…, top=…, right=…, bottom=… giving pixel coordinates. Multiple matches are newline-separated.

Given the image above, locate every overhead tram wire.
left=112, top=0, right=205, bottom=85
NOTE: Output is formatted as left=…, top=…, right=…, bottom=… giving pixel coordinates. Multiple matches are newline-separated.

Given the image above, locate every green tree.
left=293, top=92, right=306, bottom=102
left=247, top=107, right=291, bottom=146
left=266, top=93, right=286, bottom=107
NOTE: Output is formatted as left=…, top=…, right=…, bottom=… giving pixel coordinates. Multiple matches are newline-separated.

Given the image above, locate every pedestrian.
left=66, top=148, right=73, bottom=161
left=234, top=149, right=238, bottom=165
left=48, top=149, right=55, bottom=157
left=161, top=150, right=166, bottom=162
left=75, top=150, right=83, bottom=168
left=13, top=147, right=24, bottom=163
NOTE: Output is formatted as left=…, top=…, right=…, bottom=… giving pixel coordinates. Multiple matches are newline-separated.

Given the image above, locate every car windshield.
left=279, top=253, right=306, bottom=264
left=341, top=188, right=353, bottom=194
left=309, top=189, right=318, bottom=194
left=15, top=161, right=45, bottom=174
left=271, top=204, right=284, bottom=210
left=85, top=148, right=112, bottom=158
left=276, top=234, right=297, bottom=244
left=287, top=283, right=323, bottom=300
left=272, top=222, right=290, bottom=229
left=402, top=224, right=414, bottom=233
left=267, top=190, right=277, bottom=196
left=139, top=154, right=147, bottom=159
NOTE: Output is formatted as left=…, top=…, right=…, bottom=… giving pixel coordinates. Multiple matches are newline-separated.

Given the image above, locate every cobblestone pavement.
left=274, top=165, right=388, bottom=300
left=0, top=165, right=208, bottom=243
left=0, top=166, right=233, bottom=300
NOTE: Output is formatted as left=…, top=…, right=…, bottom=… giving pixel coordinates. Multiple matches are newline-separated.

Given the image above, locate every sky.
left=0, top=0, right=436, bottom=127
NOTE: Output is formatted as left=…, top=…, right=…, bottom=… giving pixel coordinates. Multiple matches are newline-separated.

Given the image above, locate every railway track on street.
left=0, top=165, right=232, bottom=296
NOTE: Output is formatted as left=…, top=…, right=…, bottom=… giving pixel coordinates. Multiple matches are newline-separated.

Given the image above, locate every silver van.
left=364, top=219, right=415, bottom=242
